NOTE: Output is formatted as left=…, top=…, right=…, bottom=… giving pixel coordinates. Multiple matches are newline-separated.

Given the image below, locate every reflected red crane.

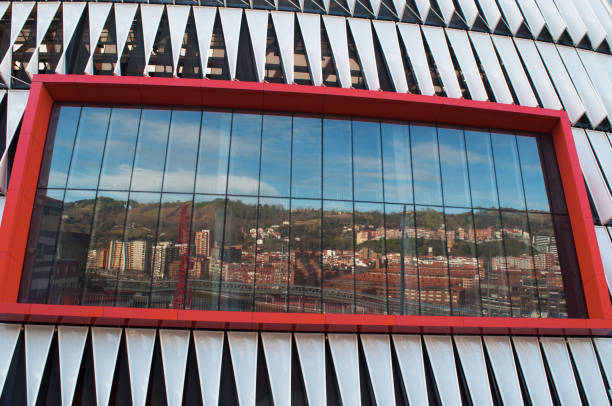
left=172, top=203, right=191, bottom=309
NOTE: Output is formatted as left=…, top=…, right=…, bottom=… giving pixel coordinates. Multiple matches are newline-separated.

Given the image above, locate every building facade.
left=0, top=0, right=611, bottom=404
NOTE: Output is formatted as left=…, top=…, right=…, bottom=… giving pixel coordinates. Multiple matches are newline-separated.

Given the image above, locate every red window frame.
left=0, top=74, right=610, bottom=335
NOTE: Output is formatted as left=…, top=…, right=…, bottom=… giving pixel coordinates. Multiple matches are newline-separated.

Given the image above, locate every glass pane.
left=354, top=202, right=386, bottom=314
left=501, top=210, right=539, bottom=317
left=19, top=189, right=65, bottom=303
left=552, top=215, right=583, bottom=317
left=66, top=107, right=111, bottom=189
left=220, top=196, right=258, bottom=311
left=289, top=199, right=322, bottom=313
left=227, top=113, right=262, bottom=196
left=415, top=206, right=449, bottom=315
left=150, top=193, right=193, bottom=308
left=411, top=125, right=442, bottom=206
left=162, top=109, right=201, bottom=193
left=323, top=118, right=352, bottom=201
left=445, top=207, right=480, bottom=316
left=353, top=120, right=383, bottom=202
left=473, top=209, right=511, bottom=316
left=465, top=130, right=498, bottom=209
left=292, top=117, right=322, bottom=199
left=98, top=108, right=141, bottom=191
left=188, top=194, right=226, bottom=311
left=115, top=192, right=162, bottom=308
left=539, top=135, right=567, bottom=214
left=47, top=190, right=97, bottom=305
left=259, top=115, right=292, bottom=197
left=81, top=191, right=129, bottom=306
left=195, top=111, right=232, bottom=194
left=254, top=197, right=290, bottom=312
left=322, top=200, right=354, bottom=313
left=438, top=127, right=471, bottom=208
left=491, top=132, right=526, bottom=210
left=516, top=136, right=551, bottom=212
left=39, top=106, right=81, bottom=189
left=528, top=212, right=569, bottom=317
left=131, top=109, right=172, bottom=192
left=381, top=122, right=412, bottom=204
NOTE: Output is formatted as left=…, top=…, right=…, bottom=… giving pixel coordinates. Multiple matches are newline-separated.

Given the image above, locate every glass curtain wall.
left=18, top=104, right=584, bottom=318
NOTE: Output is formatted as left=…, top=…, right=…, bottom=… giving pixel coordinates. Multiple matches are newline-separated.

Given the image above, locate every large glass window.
left=20, top=105, right=584, bottom=318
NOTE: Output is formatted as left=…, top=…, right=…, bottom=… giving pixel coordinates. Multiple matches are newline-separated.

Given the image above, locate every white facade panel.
left=167, top=5, right=191, bottom=76
left=227, top=331, right=258, bottom=406
left=297, top=13, right=323, bottom=86
left=552, top=0, right=587, bottom=44
left=572, top=0, right=608, bottom=48
left=579, top=50, right=612, bottom=120
left=25, top=325, right=54, bottom=406
left=497, top=0, right=525, bottom=34
left=423, top=335, right=462, bottom=406
left=91, top=327, right=122, bottom=406
left=294, top=333, right=326, bottom=406
left=271, top=11, right=295, bottom=84
left=219, top=8, right=243, bottom=80
left=567, top=337, right=610, bottom=406
left=193, top=7, right=217, bottom=80
left=322, top=15, right=351, bottom=88
left=28, top=2, right=60, bottom=78
left=595, top=226, right=612, bottom=295
left=373, top=20, right=408, bottom=93
left=397, top=23, right=435, bottom=96
left=0, top=323, right=21, bottom=397
left=587, top=130, right=612, bottom=189
left=348, top=18, right=380, bottom=90
left=469, top=32, right=513, bottom=103
left=85, top=3, right=112, bottom=75
left=446, top=28, right=487, bottom=101
left=245, top=9, right=269, bottom=83
left=58, top=326, right=88, bottom=406
left=193, top=331, right=224, bottom=406
left=392, top=335, right=429, bottom=406
left=482, top=336, right=524, bottom=406
left=140, top=4, right=165, bottom=76
left=512, top=336, right=554, bottom=406
left=536, top=0, right=567, bottom=41
left=456, top=0, right=479, bottom=27
left=125, top=328, right=156, bottom=406
left=0, top=2, right=35, bottom=85
left=261, top=333, right=292, bottom=406
left=475, top=0, right=502, bottom=30
left=422, top=26, right=462, bottom=98
left=540, top=337, right=582, bottom=406
left=491, top=35, right=538, bottom=106
left=159, top=329, right=190, bottom=406
left=360, top=335, right=396, bottom=406
left=516, top=0, right=547, bottom=36
left=454, top=336, right=494, bottom=406
left=328, top=334, right=361, bottom=406
left=113, top=4, right=139, bottom=75
left=56, top=2, right=86, bottom=75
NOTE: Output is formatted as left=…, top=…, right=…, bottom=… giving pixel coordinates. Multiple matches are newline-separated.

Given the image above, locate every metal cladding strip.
left=125, top=328, right=156, bottom=406
left=219, top=7, right=243, bottom=80
left=193, top=331, right=224, bottom=406
left=27, top=2, right=60, bottom=79
left=348, top=18, right=380, bottom=91
left=372, top=20, right=408, bottom=93
left=552, top=0, right=587, bottom=44
left=535, top=41, right=586, bottom=124
left=57, top=326, right=88, bottom=406
left=557, top=45, right=608, bottom=128
left=497, top=0, right=525, bottom=34
left=370, top=0, right=382, bottom=17
left=421, top=26, right=462, bottom=98
left=328, top=334, right=361, bottom=406
left=227, top=331, right=258, bottom=406
left=511, top=336, right=554, bottom=406
left=566, top=338, right=609, bottom=406
left=475, top=0, right=503, bottom=30
left=392, top=335, right=428, bottom=406
left=0, top=2, right=34, bottom=86
left=587, top=130, right=612, bottom=190
left=436, top=0, right=456, bottom=25
left=587, top=0, right=612, bottom=45
left=322, top=15, right=352, bottom=89
left=159, top=329, right=190, bottom=406
left=140, top=4, right=165, bottom=76
left=261, top=333, right=292, bottom=406
left=167, top=5, right=191, bottom=77
left=391, top=0, right=406, bottom=19
left=91, top=327, right=122, bottom=406
left=468, top=31, right=513, bottom=104
left=482, top=336, right=524, bottom=406
left=535, top=0, right=567, bottom=41
left=55, top=2, right=86, bottom=75
left=579, top=51, right=612, bottom=120
left=6, top=89, right=29, bottom=150
left=245, top=9, right=269, bottom=83
left=572, top=128, right=612, bottom=224
left=397, top=23, right=435, bottom=96
left=513, top=38, right=562, bottom=110
left=491, top=35, right=538, bottom=106
left=516, top=0, right=546, bottom=36
left=25, top=325, right=54, bottom=406
left=360, top=334, right=396, bottom=406
left=0, top=323, right=21, bottom=396
left=592, top=338, right=612, bottom=390
left=294, top=333, right=326, bottom=406
left=456, top=0, right=479, bottom=27
left=423, top=335, right=462, bottom=406
left=594, top=226, right=612, bottom=294
left=454, top=336, right=494, bottom=406
left=539, top=337, right=582, bottom=406
left=297, top=13, right=322, bottom=86
left=85, top=3, right=112, bottom=75
left=414, top=0, right=431, bottom=23
left=572, top=0, right=607, bottom=48
left=113, top=3, right=139, bottom=76
left=271, top=11, right=295, bottom=84
left=193, top=7, right=216, bottom=80
left=446, top=28, right=488, bottom=101
left=0, top=2, right=7, bottom=22
left=346, top=0, right=357, bottom=15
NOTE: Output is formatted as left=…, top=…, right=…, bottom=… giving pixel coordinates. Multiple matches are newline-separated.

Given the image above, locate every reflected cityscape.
left=19, top=105, right=582, bottom=317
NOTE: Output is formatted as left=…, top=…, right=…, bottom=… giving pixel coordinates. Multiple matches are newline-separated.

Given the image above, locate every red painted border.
left=0, top=75, right=610, bottom=335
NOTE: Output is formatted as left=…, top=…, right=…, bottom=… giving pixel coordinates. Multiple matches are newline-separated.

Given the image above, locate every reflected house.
left=152, top=242, right=179, bottom=279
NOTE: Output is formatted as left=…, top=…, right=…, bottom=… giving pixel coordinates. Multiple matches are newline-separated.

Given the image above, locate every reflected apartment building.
left=0, top=0, right=611, bottom=404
